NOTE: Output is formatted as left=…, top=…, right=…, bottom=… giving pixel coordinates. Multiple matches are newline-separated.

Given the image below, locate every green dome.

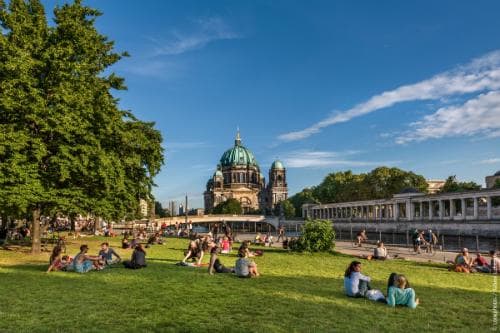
left=271, top=160, right=285, bottom=170
left=219, top=131, right=258, bottom=167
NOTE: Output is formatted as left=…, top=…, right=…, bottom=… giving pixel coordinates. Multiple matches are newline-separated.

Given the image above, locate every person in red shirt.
left=473, top=252, right=490, bottom=273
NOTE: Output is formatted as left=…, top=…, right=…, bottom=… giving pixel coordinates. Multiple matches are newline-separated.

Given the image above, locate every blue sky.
left=41, top=0, right=500, bottom=208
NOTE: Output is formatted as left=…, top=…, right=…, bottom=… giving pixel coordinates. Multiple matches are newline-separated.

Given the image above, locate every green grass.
left=0, top=236, right=496, bottom=333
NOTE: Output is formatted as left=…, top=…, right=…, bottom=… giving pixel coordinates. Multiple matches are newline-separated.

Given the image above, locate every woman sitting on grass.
left=47, top=246, right=72, bottom=273
left=386, top=274, right=419, bottom=308
left=73, top=244, right=103, bottom=273
left=123, top=244, right=147, bottom=269
left=182, top=240, right=205, bottom=266
left=235, top=247, right=260, bottom=278
left=343, top=261, right=371, bottom=297
left=207, top=239, right=233, bottom=275
left=448, top=248, right=473, bottom=273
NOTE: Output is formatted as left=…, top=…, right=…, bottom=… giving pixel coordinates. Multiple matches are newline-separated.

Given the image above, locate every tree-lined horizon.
left=0, top=0, right=164, bottom=253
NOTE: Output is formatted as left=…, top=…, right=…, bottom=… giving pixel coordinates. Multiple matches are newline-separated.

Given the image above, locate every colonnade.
left=302, top=189, right=500, bottom=221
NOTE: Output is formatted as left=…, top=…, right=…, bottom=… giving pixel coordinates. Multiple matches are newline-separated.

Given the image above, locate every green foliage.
left=154, top=201, right=167, bottom=218
left=273, top=199, right=295, bottom=218
left=493, top=179, right=500, bottom=189
left=0, top=0, right=164, bottom=252
left=288, top=167, right=428, bottom=216
left=212, top=198, right=242, bottom=214
left=440, top=176, right=481, bottom=193
left=289, top=219, right=335, bottom=252
left=288, top=188, right=318, bottom=217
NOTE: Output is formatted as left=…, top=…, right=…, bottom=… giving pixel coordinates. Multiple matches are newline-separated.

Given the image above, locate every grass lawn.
left=0, top=236, right=496, bottom=333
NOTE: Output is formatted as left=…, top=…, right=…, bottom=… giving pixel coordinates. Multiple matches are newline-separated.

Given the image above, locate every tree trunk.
left=31, top=207, right=41, bottom=254
left=70, top=215, right=75, bottom=232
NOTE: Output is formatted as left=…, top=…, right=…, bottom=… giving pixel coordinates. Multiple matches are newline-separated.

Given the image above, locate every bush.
left=290, top=220, right=335, bottom=252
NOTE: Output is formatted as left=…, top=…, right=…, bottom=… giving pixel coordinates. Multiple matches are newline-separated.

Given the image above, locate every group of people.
left=179, top=234, right=260, bottom=278
left=344, top=261, right=419, bottom=308
left=412, top=229, right=438, bottom=254
left=47, top=242, right=147, bottom=273
left=449, top=247, right=500, bottom=273
left=254, top=232, right=274, bottom=246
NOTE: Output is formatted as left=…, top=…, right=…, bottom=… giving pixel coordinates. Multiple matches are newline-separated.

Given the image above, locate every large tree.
left=440, top=175, right=481, bottom=193
left=0, top=0, right=163, bottom=253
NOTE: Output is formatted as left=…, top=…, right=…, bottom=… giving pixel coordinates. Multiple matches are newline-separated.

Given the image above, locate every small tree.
left=289, top=219, right=335, bottom=252
left=213, top=198, right=242, bottom=215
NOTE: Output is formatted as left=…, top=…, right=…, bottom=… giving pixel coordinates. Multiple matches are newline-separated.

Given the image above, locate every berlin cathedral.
left=204, top=131, right=288, bottom=214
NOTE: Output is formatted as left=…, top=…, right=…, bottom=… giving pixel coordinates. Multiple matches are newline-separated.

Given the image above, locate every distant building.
left=486, top=170, right=500, bottom=188
left=427, top=179, right=445, bottom=194
left=189, top=208, right=205, bottom=216
left=178, top=204, right=185, bottom=216
left=139, top=199, right=148, bottom=218
left=204, top=131, right=288, bottom=214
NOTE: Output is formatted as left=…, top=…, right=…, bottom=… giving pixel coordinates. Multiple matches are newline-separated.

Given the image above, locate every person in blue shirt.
left=386, top=274, right=419, bottom=308
left=344, top=261, right=372, bottom=297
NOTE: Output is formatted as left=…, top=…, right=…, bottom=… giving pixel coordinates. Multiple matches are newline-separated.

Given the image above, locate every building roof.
left=399, top=187, right=420, bottom=194
left=271, top=160, right=285, bottom=170
left=494, top=170, right=500, bottom=176
left=219, top=131, right=258, bottom=167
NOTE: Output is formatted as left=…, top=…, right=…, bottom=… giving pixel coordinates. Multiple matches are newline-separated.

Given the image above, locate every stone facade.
left=204, top=132, right=287, bottom=214
left=486, top=170, right=500, bottom=188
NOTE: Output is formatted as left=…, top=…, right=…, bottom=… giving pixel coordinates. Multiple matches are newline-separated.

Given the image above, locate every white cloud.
left=278, top=50, right=500, bottom=142
left=282, top=150, right=399, bottom=169
left=152, top=17, right=239, bottom=56
left=396, top=91, right=500, bottom=144
left=476, top=158, right=500, bottom=165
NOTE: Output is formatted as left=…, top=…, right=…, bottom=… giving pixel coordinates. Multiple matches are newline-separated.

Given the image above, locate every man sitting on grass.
left=235, top=247, right=260, bottom=278
left=99, top=242, right=121, bottom=266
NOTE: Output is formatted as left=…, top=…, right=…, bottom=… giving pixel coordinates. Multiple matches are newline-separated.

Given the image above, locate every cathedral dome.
left=271, top=160, right=285, bottom=170
left=219, top=131, right=258, bottom=167
left=495, top=170, right=500, bottom=176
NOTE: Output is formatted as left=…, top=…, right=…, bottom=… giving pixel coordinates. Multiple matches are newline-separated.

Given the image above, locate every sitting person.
left=490, top=250, right=500, bottom=274
left=73, top=244, right=103, bottom=273
left=373, top=241, right=388, bottom=260
left=47, top=246, right=65, bottom=273
left=254, top=233, right=263, bottom=245
left=387, top=274, right=419, bottom=308
left=99, top=242, right=121, bottom=266
left=221, top=236, right=231, bottom=254
left=122, top=236, right=130, bottom=249
left=123, top=244, right=147, bottom=269
left=449, top=248, right=473, bottom=273
left=343, top=261, right=371, bottom=297
left=182, top=240, right=205, bottom=265
left=473, top=252, right=490, bottom=273
left=207, top=239, right=233, bottom=275
left=234, top=247, right=260, bottom=278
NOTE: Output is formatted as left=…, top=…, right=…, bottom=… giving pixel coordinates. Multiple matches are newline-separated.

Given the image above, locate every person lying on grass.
left=99, top=242, right=121, bottom=266
left=73, top=244, right=103, bottom=273
left=343, top=261, right=372, bottom=298
left=207, top=239, right=234, bottom=275
left=386, top=274, right=419, bottom=308
left=235, top=247, right=260, bottom=278
left=123, top=244, right=147, bottom=269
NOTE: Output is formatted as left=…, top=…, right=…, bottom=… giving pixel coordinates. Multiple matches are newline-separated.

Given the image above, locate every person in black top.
left=123, top=244, right=147, bottom=269
left=207, top=239, right=233, bottom=275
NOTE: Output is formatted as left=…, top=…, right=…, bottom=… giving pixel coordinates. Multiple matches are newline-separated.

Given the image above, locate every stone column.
left=394, top=203, right=399, bottom=221
left=473, top=198, right=478, bottom=220
left=461, top=198, right=466, bottom=220
left=450, top=199, right=455, bottom=219
left=487, top=196, right=492, bottom=220
left=408, top=202, right=414, bottom=221
left=428, top=201, right=433, bottom=220
left=419, top=202, right=424, bottom=219
left=439, top=200, right=444, bottom=220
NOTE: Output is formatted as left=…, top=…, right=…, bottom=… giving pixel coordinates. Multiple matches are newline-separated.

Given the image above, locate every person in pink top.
left=221, top=236, right=231, bottom=253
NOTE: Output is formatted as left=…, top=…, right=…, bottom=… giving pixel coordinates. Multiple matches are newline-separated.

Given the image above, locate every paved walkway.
left=334, top=241, right=458, bottom=264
